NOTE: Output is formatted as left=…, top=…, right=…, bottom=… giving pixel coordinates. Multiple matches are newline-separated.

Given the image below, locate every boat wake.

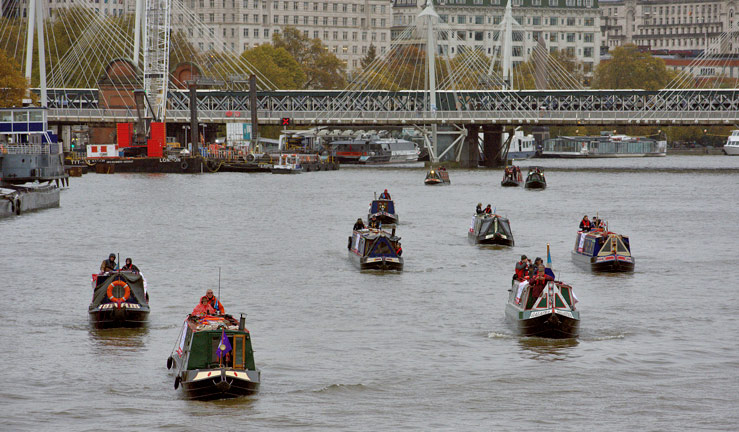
left=312, top=383, right=373, bottom=394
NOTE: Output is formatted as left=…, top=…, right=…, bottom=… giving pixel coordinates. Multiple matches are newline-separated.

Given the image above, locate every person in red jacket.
left=192, top=297, right=216, bottom=316
left=529, top=267, right=554, bottom=299
left=579, top=215, right=592, bottom=232
left=515, top=255, right=530, bottom=280
left=204, top=289, right=225, bottom=314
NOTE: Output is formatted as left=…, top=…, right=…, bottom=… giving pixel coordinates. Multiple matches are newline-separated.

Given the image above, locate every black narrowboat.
left=468, top=213, right=514, bottom=246
left=501, top=166, right=522, bottom=187
left=424, top=168, right=451, bottom=185
left=524, top=167, right=547, bottom=189
left=88, top=271, right=150, bottom=328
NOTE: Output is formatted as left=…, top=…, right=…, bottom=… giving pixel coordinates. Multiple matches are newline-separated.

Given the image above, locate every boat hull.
left=424, top=178, right=449, bottom=186
left=180, top=369, right=260, bottom=401
left=505, top=304, right=579, bottom=339
left=724, top=144, right=739, bottom=155
left=348, top=250, right=403, bottom=271
left=467, top=231, right=514, bottom=246
left=500, top=179, right=520, bottom=187
left=88, top=306, right=149, bottom=329
left=571, top=251, right=635, bottom=272
left=368, top=212, right=398, bottom=226
left=270, top=167, right=302, bottom=174
left=525, top=180, right=546, bottom=189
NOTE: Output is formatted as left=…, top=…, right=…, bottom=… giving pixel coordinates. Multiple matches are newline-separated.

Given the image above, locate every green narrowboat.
left=468, top=213, right=514, bottom=246
left=167, top=313, right=260, bottom=400
left=524, top=167, right=547, bottom=189
left=506, top=276, right=579, bottom=339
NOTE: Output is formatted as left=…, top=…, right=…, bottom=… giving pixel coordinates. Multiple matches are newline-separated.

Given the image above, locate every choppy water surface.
left=1, top=155, right=738, bottom=430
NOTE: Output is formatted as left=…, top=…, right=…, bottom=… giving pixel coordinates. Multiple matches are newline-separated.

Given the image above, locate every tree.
left=272, top=27, right=346, bottom=89
left=239, top=44, right=306, bottom=89
left=592, top=44, right=676, bottom=90
left=361, top=44, right=377, bottom=70
left=0, top=48, right=27, bottom=107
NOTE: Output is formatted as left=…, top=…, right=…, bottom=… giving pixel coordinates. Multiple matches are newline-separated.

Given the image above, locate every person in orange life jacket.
left=121, top=258, right=140, bottom=274
left=192, top=296, right=216, bottom=316
left=379, top=189, right=391, bottom=200
left=579, top=215, right=592, bottom=232
left=204, top=289, right=225, bottom=314
left=484, top=204, right=493, bottom=214
left=395, top=242, right=402, bottom=257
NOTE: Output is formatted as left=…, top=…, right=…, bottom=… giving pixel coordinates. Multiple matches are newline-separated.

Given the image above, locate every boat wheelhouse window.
left=599, top=240, right=612, bottom=254
left=233, top=335, right=245, bottom=369
left=368, top=237, right=395, bottom=256
left=616, top=238, right=630, bottom=254
left=497, top=219, right=513, bottom=237
left=480, top=219, right=493, bottom=235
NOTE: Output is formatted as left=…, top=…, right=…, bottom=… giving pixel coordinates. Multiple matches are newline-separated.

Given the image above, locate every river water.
left=1, top=155, right=738, bottom=430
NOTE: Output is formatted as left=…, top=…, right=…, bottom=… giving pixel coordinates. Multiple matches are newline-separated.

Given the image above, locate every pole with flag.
left=545, top=243, right=555, bottom=279
left=216, top=329, right=232, bottom=366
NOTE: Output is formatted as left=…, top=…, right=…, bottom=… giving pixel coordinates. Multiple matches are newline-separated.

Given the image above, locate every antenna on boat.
left=117, top=253, right=121, bottom=273
left=218, top=266, right=221, bottom=302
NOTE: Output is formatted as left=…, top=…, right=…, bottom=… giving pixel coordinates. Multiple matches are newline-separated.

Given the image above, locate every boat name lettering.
left=529, top=310, right=549, bottom=318
left=554, top=310, right=574, bottom=318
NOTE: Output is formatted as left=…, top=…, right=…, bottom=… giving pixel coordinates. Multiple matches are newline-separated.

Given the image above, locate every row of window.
left=187, top=12, right=386, bottom=28
left=399, top=13, right=596, bottom=27
left=441, top=0, right=594, bottom=7
left=188, top=0, right=387, bottom=14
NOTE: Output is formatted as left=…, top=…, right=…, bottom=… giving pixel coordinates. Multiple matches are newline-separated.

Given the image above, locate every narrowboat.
left=88, top=271, right=150, bottom=328
left=572, top=228, right=635, bottom=272
left=524, top=167, right=547, bottom=189
left=167, top=313, right=260, bottom=400
left=424, top=168, right=450, bottom=185
left=468, top=213, right=514, bottom=246
left=505, top=276, right=579, bottom=339
left=368, top=198, right=398, bottom=226
left=500, top=166, right=522, bottom=187
left=347, top=228, right=403, bottom=271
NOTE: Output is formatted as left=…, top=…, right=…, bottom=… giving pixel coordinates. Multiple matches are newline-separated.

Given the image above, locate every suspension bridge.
left=4, top=0, right=739, bottom=163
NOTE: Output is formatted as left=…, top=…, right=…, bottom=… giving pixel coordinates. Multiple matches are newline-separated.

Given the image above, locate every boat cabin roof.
left=579, top=228, right=627, bottom=240
left=187, top=314, right=248, bottom=333
left=355, top=228, right=400, bottom=241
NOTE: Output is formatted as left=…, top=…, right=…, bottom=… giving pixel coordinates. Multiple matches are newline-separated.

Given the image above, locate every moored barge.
left=167, top=313, right=260, bottom=400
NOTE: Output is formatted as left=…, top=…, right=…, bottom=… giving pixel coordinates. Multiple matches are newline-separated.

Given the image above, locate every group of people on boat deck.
left=512, top=255, right=578, bottom=307
left=579, top=215, right=605, bottom=232
left=503, top=166, right=521, bottom=179
left=100, top=254, right=140, bottom=274
left=191, top=289, right=225, bottom=316
left=475, top=203, right=493, bottom=215
left=379, top=189, right=391, bottom=200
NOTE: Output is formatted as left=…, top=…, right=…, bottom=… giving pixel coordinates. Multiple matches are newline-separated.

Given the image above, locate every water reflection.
left=88, top=327, right=149, bottom=350
left=517, top=337, right=579, bottom=361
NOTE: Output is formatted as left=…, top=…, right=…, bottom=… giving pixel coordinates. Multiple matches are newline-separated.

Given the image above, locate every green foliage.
left=0, top=48, right=27, bottom=107
left=593, top=45, right=676, bottom=90
left=272, top=27, right=346, bottom=89
left=361, top=44, right=377, bottom=70
left=239, top=44, right=306, bottom=89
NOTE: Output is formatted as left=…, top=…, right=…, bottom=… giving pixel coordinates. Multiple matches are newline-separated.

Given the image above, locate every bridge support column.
left=459, top=124, right=480, bottom=168
left=482, top=124, right=504, bottom=168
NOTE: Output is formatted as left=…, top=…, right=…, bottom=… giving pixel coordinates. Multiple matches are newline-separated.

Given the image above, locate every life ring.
left=246, top=154, right=255, bottom=162
left=107, top=280, right=130, bottom=303
left=180, top=161, right=189, bottom=171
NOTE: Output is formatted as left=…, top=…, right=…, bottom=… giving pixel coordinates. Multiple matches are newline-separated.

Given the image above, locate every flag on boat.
left=545, top=243, right=555, bottom=278
left=176, top=320, right=187, bottom=357
left=216, top=329, right=232, bottom=359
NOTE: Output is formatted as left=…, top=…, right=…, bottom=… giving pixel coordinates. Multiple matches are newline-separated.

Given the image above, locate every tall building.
left=176, top=0, right=393, bottom=70
left=2, top=0, right=129, bottom=19
left=600, top=0, right=739, bottom=55
left=393, top=0, right=602, bottom=75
